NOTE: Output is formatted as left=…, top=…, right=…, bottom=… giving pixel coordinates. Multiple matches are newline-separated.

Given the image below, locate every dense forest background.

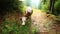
left=38, top=0, right=60, bottom=16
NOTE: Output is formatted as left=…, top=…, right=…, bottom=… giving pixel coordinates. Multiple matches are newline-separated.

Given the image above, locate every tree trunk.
left=49, top=0, right=55, bottom=14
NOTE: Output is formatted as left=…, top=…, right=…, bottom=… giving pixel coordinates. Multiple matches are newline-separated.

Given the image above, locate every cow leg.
left=22, top=17, right=27, bottom=25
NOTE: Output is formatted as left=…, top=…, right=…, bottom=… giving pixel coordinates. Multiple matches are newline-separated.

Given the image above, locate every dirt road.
left=31, top=9, right=58, bottom=34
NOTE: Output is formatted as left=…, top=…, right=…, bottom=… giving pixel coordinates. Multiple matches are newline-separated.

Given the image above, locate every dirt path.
left=31, top=9, right=56, bottom=33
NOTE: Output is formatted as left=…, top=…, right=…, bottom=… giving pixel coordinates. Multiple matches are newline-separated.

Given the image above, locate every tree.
left=0, top=0, right=24, bottom=19
left=38, top=0, right=50, bottom=12
left=49, top=0, right=55, bottom=14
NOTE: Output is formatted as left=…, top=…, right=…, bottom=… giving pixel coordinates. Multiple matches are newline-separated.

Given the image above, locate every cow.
left=22, top=6, right=33, bottom=25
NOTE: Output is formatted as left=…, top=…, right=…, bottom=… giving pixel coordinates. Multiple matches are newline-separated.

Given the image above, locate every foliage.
left=39, top=0, right=60, bottom=16
left=0, top=0, right=19, bottom=11
left=0, top=0, right=24, bottom=17
left=38, top=0, right=50, bottom=12
left=0, top=17, right=35, bottom=34
left=54, top=0, right=60, bottom=16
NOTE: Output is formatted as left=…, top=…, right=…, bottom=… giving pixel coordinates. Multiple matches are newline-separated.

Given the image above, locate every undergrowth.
left=0, top=17, right=36, bottom=34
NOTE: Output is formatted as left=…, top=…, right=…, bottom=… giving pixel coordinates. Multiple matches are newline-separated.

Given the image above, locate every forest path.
left=31, top=9, right=55, bottom=33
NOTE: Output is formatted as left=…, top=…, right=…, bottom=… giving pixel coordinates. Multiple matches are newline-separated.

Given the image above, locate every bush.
left=54, top=0, right=60, bottom=16
left=0, top=17, right=32, bottom=34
